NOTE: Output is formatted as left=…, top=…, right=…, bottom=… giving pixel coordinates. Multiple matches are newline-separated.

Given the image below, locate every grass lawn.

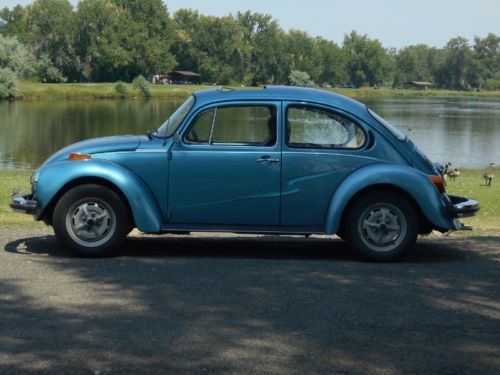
left=1, top=168, right=497, bottom=235
left=15, top=82, right=500, bottom=100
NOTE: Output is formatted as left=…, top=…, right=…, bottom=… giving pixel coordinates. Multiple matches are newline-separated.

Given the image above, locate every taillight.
left=429, top=175, right=445, bottom=194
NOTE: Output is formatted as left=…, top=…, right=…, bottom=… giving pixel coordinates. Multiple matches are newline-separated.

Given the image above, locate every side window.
left=185, top=110, right=214, bottom=144
left=185, top=106, right=276, bottom=146
left=287, top=106, right=365, bottom=149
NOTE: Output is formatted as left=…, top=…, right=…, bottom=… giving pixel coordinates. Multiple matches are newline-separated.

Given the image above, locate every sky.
left=2, top=0, right=500, bottom=49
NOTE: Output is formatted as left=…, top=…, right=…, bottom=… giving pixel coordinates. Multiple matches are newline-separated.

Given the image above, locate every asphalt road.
left=1, top=227, right=499, bottom=374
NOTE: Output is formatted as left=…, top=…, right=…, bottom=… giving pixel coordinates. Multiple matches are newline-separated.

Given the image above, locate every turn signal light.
left=429, top=174, right=445, bottom=194
left=68, top=153, right=92, bottom=161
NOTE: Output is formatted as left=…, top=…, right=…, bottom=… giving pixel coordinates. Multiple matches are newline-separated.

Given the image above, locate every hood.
left=42, top=135, right=141, bottom=166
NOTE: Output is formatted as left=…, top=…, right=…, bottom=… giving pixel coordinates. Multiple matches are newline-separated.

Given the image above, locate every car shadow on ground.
left=3, top=232, right=486, bottom=263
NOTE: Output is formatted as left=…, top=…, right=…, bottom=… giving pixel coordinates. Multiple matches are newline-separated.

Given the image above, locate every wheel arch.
left=41, top=177, right=134, bottom=228
left=35, top=159, right=163, bottom=233
left=337, top=184, right=430, bottom=237
left=324, top=164, right=454, bottom=234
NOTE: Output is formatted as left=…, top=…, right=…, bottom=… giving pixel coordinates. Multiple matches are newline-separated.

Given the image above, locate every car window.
left=286, top=106, right=365, bottom=149
left=186, top=105, right=277, bottom=146
left=185, top=110, right=214, bottom=144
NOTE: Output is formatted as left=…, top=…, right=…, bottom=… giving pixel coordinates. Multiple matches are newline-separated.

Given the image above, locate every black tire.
left=53, top=184, right=129, bottom=257
left=344, top=191, right=418, bottom=261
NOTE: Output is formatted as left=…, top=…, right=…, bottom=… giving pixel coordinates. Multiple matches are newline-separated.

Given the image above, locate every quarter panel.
left=324, top=164, right=454, bottom=234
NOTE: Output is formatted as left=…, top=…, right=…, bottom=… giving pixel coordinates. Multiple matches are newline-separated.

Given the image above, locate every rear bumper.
left=10, top=192, right=37, bottom=215
left=446, top=194, right=480, bottom=218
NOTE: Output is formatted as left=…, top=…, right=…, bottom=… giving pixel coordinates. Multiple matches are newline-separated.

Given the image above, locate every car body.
left=11, top=86, right=479, bottom=260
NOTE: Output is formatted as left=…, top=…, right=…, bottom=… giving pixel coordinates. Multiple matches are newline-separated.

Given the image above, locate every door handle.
left=256, top=156, right=280, bottom=164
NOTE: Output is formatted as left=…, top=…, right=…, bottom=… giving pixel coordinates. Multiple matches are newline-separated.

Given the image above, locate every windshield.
left=157, top=96, right=195, bottom=138
left=367, top=107, right=407, bottom=141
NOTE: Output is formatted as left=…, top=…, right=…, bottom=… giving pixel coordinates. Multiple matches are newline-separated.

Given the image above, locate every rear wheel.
left=345, top=192, right=418, bottom=261
left=53, top=184, right=129, bottom=257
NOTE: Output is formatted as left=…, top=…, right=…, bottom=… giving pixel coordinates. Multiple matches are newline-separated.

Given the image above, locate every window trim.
left=285, top=104, right=367, bottom=150
left=183, top=103, right=278, bottom=147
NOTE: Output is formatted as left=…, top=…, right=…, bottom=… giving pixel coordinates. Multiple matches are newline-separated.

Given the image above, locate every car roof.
left=192, top=86, right=368, bottom=118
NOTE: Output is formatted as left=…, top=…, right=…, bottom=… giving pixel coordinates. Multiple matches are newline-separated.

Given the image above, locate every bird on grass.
left=447, top=168, right=460, bottom=182
left=483, top=162, right=495, bottom=187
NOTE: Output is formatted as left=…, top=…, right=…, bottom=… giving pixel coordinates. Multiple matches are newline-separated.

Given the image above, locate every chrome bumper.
left=446, top=194, right=480, bottom=218
left=10, top=192, right=37, bottom=214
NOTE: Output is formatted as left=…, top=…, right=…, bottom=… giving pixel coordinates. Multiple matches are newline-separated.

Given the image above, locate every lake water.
left=0, top=96, right=499, bottom=169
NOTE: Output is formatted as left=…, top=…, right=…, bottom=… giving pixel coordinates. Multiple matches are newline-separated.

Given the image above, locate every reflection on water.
left=361, top=97, right=500, bottom=168
left=0, top=96, right=499, bottom=169
left=0, top=99, right=180, bottom=169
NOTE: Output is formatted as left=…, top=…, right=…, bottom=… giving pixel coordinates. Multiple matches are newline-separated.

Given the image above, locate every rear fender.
left=324, top=164, right=454, bottom=234
left=36, top=159, right=163, bottom=233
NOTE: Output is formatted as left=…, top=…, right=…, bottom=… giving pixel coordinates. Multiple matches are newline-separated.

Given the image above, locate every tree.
left=342, top=31, right=391, bottom=87
left=394, top=44, right=435, bottom=87
left=440, top=37, right=472, bottom=89
left=24, top=0, right=78, bottom=80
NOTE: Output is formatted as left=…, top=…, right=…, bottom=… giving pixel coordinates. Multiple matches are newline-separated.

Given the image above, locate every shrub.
left=288, top=70, right=315, bottom=87
left=114, top=81, right=129, bottom=98
left=132, top=75, right=151, bottom=97
left=0, top=68, right=21, bottom=99
left=37, top=54, right=67, bottom=83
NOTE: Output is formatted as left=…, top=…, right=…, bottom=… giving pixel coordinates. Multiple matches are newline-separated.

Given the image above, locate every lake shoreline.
left=11, top=82, right=500, bottom=101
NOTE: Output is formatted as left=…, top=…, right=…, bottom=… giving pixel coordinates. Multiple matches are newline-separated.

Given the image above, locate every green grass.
left=1, top=168, right=498, bottom=234
left=14, top=82, right=500, bottom=100
left=0, top=169, right=44, bottom=227
left=17, top=82, right=210, bottom=100
left=444, top=168, right=500, bottom=236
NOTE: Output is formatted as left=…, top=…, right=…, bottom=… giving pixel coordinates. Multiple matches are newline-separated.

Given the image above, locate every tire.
left=53, top=184, right=129, bottom=257
left=344, top=191, right=418, bottom=261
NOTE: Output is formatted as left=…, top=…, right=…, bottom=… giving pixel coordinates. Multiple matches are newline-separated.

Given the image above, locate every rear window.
left=367, top=107, right=407, bottom=141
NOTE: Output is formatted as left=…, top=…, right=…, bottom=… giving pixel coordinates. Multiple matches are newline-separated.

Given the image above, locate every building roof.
left=168, top=70, right=201, bottom=77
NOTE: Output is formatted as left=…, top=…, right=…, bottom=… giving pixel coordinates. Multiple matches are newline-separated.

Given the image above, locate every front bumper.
left=10, top=192, right=37, bottom=214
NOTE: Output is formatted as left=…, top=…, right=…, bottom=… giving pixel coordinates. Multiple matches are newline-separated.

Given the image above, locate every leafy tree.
left=439, top=37, right=471, bottom=89
left=0, top=34, right=64, bottom=82
left=342, top=31, right=391, bottom=87
left=315, top=37, right=346, bottom=85
left=24, top=0, right=78, bottom=80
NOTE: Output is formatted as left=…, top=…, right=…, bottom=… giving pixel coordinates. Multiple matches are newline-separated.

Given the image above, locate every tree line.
left=1, top=0, right=499, bottom=91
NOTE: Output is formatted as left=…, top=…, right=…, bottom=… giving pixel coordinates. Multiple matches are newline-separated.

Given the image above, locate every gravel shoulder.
left=1, top=227, right=499, bottom=374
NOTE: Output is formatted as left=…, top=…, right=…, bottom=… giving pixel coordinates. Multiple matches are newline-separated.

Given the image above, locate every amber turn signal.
left=429, top=174, right=445, bottom=194
left=68, top=153, right=92, bottom=161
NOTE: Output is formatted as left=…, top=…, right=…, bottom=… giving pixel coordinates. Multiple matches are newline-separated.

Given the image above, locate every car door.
left=167, top=102, right=281, bottom=226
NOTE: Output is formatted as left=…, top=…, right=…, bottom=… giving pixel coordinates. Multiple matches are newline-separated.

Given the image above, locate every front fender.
left=35, top=159, right=163, bottom=233
left=324, top=164, right=454, bottom=234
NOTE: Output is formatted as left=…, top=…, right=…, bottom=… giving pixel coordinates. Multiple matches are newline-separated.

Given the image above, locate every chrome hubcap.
left=66, top=200, right=116, bottom=247
left=359, top=204, right=407, bottom=252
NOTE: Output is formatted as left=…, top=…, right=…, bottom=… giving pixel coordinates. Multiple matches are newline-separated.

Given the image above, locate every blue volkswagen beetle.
left=11, top=86, right=479, bottom=260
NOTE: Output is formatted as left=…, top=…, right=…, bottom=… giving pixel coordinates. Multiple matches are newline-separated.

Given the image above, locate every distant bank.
left=9, top=82, right=500, bottom=101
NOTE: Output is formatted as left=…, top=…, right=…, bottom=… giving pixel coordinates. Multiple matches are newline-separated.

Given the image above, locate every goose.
left=447, top=168, right=460, bottom=181
left=483, top=162, right=495, bottom=186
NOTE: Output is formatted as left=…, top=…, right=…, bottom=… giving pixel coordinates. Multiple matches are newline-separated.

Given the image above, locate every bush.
left=114, top=81, right=129, bottom=98
left=0, top=68, right=21, bottom=99
left=37, top=54, right=67, bottom=83
left=132, top=75, right=151, bottom=97
left=289, top=70, right=315, bottom=87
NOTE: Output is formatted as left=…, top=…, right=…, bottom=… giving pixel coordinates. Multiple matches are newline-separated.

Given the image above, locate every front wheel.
left=53, top=184, right=129, bottom=257
left=345, top=192, right=418, bottom=261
